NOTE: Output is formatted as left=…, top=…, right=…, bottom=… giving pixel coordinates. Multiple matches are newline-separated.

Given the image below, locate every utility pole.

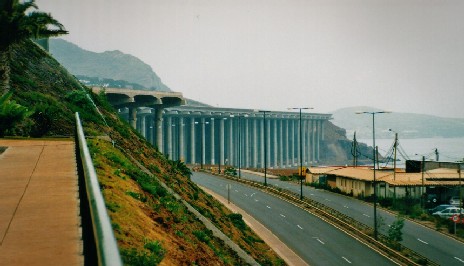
left=435, top=148, right=439, bottom=162
left=421, top=156, right=425, bottom=209
left=393, top=132, right=398, bottom=200
left=352, top=132, right=358, bottom=167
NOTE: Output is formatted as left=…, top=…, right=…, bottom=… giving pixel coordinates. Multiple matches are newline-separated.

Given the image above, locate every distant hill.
left=331, top=107, right=464, bottom=139
left=49, top=38, right=171, bottom=91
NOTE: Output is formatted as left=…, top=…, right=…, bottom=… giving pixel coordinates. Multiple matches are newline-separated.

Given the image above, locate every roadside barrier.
left=75, top=112, right=122, bottom=266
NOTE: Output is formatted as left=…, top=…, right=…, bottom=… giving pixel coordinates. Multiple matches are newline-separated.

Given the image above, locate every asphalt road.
left=192, top=172, right=396, bottom=266
left=237, top=171, right=464, bottom=265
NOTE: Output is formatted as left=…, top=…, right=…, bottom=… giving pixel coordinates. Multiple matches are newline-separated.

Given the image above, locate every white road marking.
left=297, top=225, right=303, bottom=230
left=234, top=190, right=238, bottom=192
left=244, top=194, right=248, bottom=197
left=454, top=257, right=464, bottom=263
left=325, top=198, right=331, bottom=202
left=250, top=193, right=256, bottom=197
left=267, top=205, right=271, bottom=209
left=342, top=257, right=352, bottom=264
left=280, top=214, right=286, bottom=218
left=255, top=199, right=259, bottom=202
left=310, top=193, right=314, bottom=196
left=417, top=238, right=429, bottom=245
left=343, top=205, right=349, bottom=208
left=363, top=214, right=370, bottom=217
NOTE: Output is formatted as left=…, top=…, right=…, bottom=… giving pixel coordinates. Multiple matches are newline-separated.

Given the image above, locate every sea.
left=358, top=137, right=464, bottom=167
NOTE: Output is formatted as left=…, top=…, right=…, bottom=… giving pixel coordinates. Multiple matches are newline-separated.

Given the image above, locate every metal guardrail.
left=210, top=171, right=439, bottom=266
left=75, top=112, right=123, bottom=266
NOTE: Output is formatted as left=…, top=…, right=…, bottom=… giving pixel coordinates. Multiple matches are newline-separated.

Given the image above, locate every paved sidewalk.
left=0, top=139, right=82, bottom=266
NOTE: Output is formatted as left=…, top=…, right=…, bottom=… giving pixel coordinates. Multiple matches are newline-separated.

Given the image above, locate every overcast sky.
left=36, top=0, right=464, bottom=118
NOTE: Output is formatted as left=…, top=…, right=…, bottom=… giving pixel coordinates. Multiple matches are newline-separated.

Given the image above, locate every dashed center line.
left=312, top=237, right=325, bottom=245
left=250, top=193, right=256, bottom=197
left=342, top=257, right=352, bottom=264
left=363, top=214, right=370, bottom=217
left=325, top=198, right=331, bottom=202
left=417, top=238, right=429, bottom=245
left=255, top=199, right=259, bottom=202
left=343, top=205, right=349, bottom=209
left=297, top=225, right=303, bottom=230
left=234, top=190, right=238, bottom=192
left=280, top=214, right=286, bottom=218
left=266, top=205, right=271, bottom=209
left=454, top=257, right=464, bottom=263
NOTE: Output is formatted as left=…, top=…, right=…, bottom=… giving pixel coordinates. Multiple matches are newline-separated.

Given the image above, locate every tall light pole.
left=289, top=107, right=313, bottom=200
left=356, top=110, right=390, bottom=240
left=257, top=110, right=271, bottom=186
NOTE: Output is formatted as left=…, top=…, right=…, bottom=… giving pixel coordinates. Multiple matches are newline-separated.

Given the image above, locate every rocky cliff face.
left=319, top=121, right=373, bottom=166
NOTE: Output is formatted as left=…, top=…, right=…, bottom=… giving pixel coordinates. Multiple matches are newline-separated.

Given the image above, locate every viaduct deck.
left=0, top=139, right=82, bottom=265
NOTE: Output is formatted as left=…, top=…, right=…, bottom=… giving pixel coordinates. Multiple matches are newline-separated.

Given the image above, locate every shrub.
left=228, top=213, right=247, bottom=231
left=0, top=92, right=33, bottom=137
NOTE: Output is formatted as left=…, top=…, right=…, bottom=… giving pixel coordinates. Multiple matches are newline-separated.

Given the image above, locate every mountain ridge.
left=331, top=106, right=464, bottom=139
left=49, top=38, right=171, bottom=91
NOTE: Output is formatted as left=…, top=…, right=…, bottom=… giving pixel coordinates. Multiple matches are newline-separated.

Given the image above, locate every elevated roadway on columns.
left=92, top=87, right=186, bottom=108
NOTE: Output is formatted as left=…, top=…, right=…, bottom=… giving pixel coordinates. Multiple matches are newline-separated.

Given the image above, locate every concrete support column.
left=260, top=119, right=264, bottom=169
left=154, top=108, right=164, bottom=152
left=228, top=118, right=233, bottom=166
left=291, top=119, right=296, bottom=166
left=147, top=113, right=154, bottom=144
left=201, top=118, right=206, bottom=167
left=306, top=118, right=311, bottom=163
left=266, top=119, right=271, bottom=168
left=140, top=114, right=147, bottom=137
left=285, top=119, right=289, bottom=167
left=279, top=119, right=283, bottom=168
left=210, top=118, right=215, bottom=165
left=317, top=120, right=321, bottom=161
left=179, top=117, right=184, bottom=162
left=190, top=117, right=196, bottom=164
left=166, top=116, right=172, bottom=159
left=273, top=119, right=277, bottom=167
left=219, top=118, right=225, bottom=168
left=244, top=118, right=249, bottom=168
left=253, top=119, right=258, bottom=168
left=312, top=120, right=316, bottom=163
left=129, top=107, right=137, bottom=129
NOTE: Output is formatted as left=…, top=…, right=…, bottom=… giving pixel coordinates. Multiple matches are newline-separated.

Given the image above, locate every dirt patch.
left=0, top=146, right=7, bottom=155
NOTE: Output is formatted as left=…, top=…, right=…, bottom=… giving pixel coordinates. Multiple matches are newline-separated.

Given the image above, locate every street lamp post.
left=258, top=110, right=271, bottom=186
left=356, top=110, right=390, bottom=241
left=289, top=107, right=313, bottom=200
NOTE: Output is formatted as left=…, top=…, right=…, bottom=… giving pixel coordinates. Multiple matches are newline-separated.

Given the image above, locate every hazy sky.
left=36, top=0, right=464, bottom=118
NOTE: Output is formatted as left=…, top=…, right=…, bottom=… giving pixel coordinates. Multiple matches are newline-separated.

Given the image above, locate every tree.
left=387, top=215, right=405, bottom=250
left=0, top=0, right=68, bottom=93
left=0, top=91, right=32, bottom=137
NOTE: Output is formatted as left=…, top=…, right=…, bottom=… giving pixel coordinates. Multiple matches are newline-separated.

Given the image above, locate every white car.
left=433, top=207, right=464, bottom=218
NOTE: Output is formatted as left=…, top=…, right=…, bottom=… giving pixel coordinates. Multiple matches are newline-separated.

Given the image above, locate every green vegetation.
left=387, top=216, right=405, bottom=250
left=0, top=91, right=32, bottom=137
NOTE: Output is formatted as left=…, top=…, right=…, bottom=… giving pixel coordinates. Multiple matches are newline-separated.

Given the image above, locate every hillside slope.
left=49, top=38, right=171, bottom=91
left=8, top=40, right=283, bottom=265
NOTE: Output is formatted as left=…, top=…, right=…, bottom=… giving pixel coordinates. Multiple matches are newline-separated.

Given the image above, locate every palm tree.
left=0, top=0, right=68, bottom=94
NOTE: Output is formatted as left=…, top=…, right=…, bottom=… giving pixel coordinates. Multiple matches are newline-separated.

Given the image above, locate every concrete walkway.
left=0, top=139, right=82, bottom=266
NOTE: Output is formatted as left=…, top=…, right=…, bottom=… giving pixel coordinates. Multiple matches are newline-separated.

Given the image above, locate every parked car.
left=433, top=207, right=464, bottom=218
left=428, top=204, right=453, bottom=214
left=449, top=196, right=461, bottom=206
left=426, top=193, right=438, bottom=203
